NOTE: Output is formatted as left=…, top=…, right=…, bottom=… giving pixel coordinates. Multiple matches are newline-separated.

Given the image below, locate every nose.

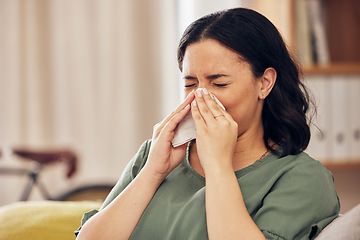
left=197, top=81, right=209, bottom=90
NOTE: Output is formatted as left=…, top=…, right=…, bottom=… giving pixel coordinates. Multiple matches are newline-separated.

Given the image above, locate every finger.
left=155, top=91, right=195, bottom=135
left=159, top=104, right=191, bottom=141
left=166, top=90, right=195, bottom=121
left=202, top=91, right=226, bottom=122
left=191, top=99, right=206, bottom=128
left=194, top=88, right=216, bottom=125
left=217, top=105, right=234, bottom=122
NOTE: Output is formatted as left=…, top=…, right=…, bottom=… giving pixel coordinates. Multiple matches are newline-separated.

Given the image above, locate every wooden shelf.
left=290, top=0, right=360, bottom=75
left=302, top=62, right=360, bottom=75
left=322, top=161, right=360, bottom=172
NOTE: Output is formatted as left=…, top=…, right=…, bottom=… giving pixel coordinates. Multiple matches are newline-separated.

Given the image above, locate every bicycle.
left=0, top=147, right=114, bottom=202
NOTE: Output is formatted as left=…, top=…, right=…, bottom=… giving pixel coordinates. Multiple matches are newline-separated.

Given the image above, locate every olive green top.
left=75, top=140, right=340, bottom=240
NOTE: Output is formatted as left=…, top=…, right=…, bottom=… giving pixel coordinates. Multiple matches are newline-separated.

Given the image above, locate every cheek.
left=183, top=88, right=195, bottom=100
left=219, top=91, right=258, bottom=123
left=184, top=88, right=192, bottom=96
left=215, top=89, right=246, bottom=109
left=224, top=101, right=243, bottom=122
left=216, top=95, right=241, bottom=119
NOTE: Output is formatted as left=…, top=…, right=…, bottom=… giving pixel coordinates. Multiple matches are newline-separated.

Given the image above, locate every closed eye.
left=184, top=83, right=196, bottom=88
left=214, top=83, right=229, bottom=87
left=213, top=83, right=229, bottom=87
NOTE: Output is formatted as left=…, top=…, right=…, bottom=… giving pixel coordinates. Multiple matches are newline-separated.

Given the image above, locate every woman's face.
left=182, top=39, right=264, bottom=137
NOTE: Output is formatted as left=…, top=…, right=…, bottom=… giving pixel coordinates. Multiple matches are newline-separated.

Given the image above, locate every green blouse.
left=75, top=140, right=340, bottom=240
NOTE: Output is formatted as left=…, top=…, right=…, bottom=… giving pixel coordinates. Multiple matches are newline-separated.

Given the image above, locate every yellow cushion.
left=0, top=200, right=102, bottom=240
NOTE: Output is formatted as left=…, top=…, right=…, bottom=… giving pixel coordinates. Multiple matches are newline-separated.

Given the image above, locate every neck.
left=189, top=130, right=270, bottom=176
left=231, top=134, right=268, bottom=170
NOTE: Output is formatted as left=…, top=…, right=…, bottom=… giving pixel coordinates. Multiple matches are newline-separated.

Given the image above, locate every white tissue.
left=171, top=92, right=225, bottom=147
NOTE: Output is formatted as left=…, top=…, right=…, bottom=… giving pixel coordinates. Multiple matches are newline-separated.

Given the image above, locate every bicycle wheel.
left=55, top=184, right=114, bottom=202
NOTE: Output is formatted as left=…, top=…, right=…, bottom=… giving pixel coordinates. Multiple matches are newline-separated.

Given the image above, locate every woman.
left=76, top=8, right=339, bottom=240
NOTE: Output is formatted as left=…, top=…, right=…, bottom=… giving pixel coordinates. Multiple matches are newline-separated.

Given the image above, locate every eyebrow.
left=206, top=74, right=229, bottom=80
left=183, top=74, right=230, bottom=80
left=183, top=75, right=196, bottom=80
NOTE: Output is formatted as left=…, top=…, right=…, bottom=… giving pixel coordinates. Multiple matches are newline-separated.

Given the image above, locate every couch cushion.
left=315, top=204, right=360, bottom=240
left=0, top=200, right=102, bottom=240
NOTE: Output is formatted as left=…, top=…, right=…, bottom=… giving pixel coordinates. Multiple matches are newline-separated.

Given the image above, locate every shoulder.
left=279, top=152, right=334, bottom=185
left=267, top=151, right=338, bottom=203
left=75, top=140, right=153, bottom=235
left=101, top=139, right=152, bottom=205
left=263, top=151, right=333, bottom=183
left=128, top=139, right=152, bottom=179
left=254, top=151, right=340, bottom=239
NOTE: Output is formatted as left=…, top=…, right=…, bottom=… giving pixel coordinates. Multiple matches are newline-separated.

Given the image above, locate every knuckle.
left=193, top=113, right=202, bottom=121
left=153, top=122, right=163, bottom=132
left=169, top=110, right=176, bottom=117
left=201, top=108, right=210, bottom=115
left=220, top=120, right=230, bottom=127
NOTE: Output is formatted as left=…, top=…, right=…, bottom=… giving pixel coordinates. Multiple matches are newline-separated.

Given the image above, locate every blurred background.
left=0, top=0, right=242, bottom=206
left=0, top=0, right=359, bottom=213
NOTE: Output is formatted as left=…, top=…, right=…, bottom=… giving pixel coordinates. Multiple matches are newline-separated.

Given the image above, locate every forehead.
left=182, top=39, right=248, bottom=74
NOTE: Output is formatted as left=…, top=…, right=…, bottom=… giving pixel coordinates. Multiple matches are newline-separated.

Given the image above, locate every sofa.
left=0, top=201, right=359, bottom=240
left=0, top=200, right=101, bottom=240
left=315, top=204, right=360, bottom=239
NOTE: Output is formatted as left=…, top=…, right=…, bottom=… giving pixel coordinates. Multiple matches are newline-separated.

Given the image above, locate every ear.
left=258, top=67, right=276, bottom=100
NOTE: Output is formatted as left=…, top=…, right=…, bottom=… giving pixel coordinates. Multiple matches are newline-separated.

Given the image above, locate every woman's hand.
left=192, top=88, right=265, bottom=240
left=78, top=93, right=194, bottom=240
left=144, top=91, right=195, bottom=180
left=191, top=88, right=238, bottom=175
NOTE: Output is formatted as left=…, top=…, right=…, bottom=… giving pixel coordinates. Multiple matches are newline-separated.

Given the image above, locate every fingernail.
left=196, top=89, right=202, bottom=97
left=202, top=88, right=209, bottom=95
left=192, top=100, right=197, bottom=107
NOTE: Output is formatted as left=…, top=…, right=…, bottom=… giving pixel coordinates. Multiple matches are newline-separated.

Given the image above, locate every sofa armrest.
left=316, top=204, right=360, bottom=240
left=0, top=200, right=101, bottom=240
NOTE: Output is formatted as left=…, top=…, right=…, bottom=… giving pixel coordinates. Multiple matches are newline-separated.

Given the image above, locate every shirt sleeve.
left=254, top=160, right=340, bottom=240
left=74, top=140, right=152, bottom=236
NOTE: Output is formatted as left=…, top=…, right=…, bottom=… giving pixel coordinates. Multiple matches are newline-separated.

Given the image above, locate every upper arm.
left=100, top=139, right=152, bottom=210
left=74, top=140, right=152, bottom=236
left=254, top=161, right=340, bottom=240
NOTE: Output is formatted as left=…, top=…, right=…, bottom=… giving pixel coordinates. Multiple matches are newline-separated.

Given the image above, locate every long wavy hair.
left=177, top=8, right=312, bottom=157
